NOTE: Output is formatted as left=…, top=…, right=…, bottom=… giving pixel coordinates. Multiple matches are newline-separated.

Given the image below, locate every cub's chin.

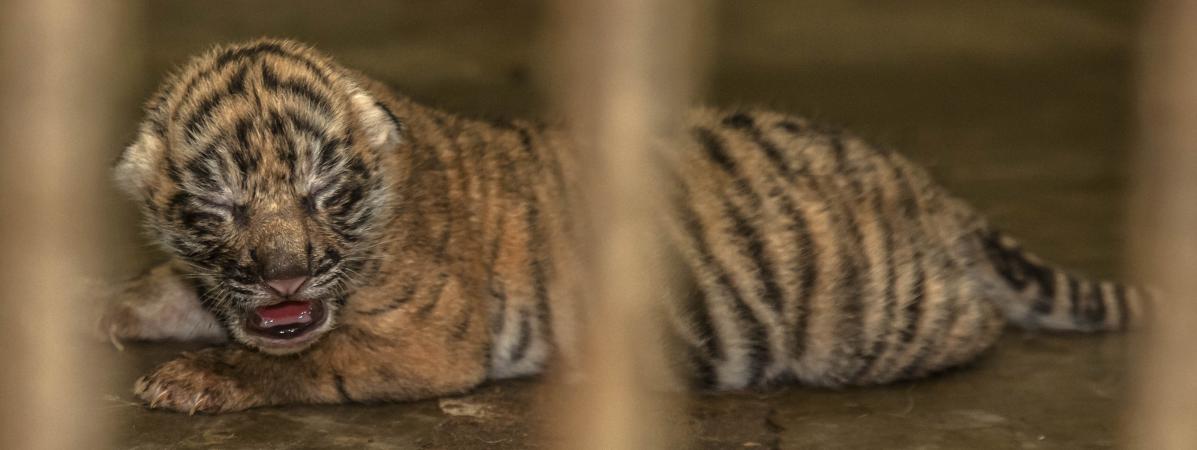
left=231, top=299, right=335, bottom=355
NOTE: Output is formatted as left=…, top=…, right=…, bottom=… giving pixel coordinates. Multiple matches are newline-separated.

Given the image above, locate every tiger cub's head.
left=115, top=39, right=403, bottom=354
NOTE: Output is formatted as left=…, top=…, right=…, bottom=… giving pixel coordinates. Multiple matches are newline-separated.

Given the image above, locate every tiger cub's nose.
left=265, top=276, right=309, bottom=297
left=258, top=249, right=310, bottom=296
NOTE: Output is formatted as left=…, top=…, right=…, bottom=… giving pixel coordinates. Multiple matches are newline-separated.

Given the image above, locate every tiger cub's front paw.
left=134, top=350, right=261, bottom=414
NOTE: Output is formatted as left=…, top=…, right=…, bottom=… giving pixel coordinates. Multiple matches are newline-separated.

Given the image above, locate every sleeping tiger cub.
left=103, top=38, right=1148, bottom=413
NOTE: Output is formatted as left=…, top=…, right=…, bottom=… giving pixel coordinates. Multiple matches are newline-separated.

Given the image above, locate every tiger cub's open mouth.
left=245, top=300, right=327, bottom=341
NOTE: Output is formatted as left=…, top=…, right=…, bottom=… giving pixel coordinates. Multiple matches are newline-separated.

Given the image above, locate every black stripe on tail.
left=978, top=230, right=1146, bottom=331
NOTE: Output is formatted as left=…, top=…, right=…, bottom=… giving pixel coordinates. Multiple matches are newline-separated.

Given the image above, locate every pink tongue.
left=254, top=301, right=314, bottom=327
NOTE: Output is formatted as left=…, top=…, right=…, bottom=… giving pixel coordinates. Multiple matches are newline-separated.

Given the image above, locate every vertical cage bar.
left=0, top=1, right=128, bottom=448
left=1127, top=0, right=1197, bottom=448
left=546, top=0, right=705, bottom=448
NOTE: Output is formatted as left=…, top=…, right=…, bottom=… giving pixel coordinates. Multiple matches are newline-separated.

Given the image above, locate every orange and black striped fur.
left=103, top=39, right=1148, bottom=413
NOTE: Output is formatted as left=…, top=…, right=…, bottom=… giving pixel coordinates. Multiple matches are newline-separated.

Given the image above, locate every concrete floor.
left=99, top=1, right=1143, bottom=448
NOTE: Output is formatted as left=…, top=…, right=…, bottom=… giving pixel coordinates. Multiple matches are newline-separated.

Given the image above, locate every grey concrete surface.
left=98, top=1, right=1143, bottom=448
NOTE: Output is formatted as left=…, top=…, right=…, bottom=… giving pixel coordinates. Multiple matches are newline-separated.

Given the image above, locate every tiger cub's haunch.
left=104, top=38, right=1146, bottom=413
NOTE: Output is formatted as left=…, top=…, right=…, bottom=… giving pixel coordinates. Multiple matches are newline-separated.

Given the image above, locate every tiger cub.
left=103, top=38, right=1147, bottom=413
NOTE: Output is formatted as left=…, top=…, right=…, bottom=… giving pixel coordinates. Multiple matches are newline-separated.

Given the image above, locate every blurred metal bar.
left=546, top=0, right=705, bottom=448
left=1127, top=0, right=1197, bottom=448
left=0, top=1, right=128, bottom=448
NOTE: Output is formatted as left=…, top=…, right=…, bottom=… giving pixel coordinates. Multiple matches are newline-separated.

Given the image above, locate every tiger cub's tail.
left=978, top=230, right=1152, bottom=332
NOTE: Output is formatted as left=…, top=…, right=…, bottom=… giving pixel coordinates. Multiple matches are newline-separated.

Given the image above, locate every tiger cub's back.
left=659, top=107, right=1008, bottom=389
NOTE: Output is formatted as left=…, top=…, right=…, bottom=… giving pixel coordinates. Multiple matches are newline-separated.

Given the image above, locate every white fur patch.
left=349, top=90, right=401, bottom=149
left=114, top=129, right=163, bottom=200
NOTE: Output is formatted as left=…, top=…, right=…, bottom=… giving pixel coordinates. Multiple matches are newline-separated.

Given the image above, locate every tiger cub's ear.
left=348, top=88, right=403, bottom=151
left=113, top=125, right=164, bottom=201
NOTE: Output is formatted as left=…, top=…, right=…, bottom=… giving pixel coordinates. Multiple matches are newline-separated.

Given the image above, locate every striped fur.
left=659, top=110, right=1149, bottom=389
left=105, top=39, right=1147, bottom=413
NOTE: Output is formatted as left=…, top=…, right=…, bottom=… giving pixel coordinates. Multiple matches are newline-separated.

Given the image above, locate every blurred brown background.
left=90, top=1, right=1139, bottom=448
